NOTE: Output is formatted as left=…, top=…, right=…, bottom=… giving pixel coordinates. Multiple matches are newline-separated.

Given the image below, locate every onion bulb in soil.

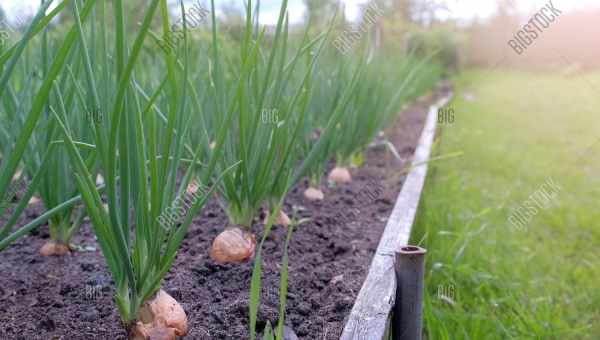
left=39, top=240, right=70, bottom=256
left=210, top=227, right=257, bottom=264
left=303, top=187, right=324, bottom=201
left=131, top=290, right=188, bottom=340
left=186, top=182, right=201, bottom=195
left=328, top=167, right=352, bottom=183
left=264, top=209, right=291, bottom=226
left=96, top=174, right=105, bottom=186
left=12, top=170, right=22, bottom=181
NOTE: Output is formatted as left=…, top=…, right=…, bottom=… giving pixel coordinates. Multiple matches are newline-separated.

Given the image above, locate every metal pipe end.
left=398, top=245, right=427, bottom=255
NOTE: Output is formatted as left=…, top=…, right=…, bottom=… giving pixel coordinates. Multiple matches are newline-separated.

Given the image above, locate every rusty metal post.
left=393, top=245, right=427, bottom=340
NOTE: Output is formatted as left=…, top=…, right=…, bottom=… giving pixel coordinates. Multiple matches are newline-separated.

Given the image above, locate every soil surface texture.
left=0, top=88, right=448, bottom=340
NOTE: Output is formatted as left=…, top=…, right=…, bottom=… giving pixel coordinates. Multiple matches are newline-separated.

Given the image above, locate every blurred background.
left=1, top=0, right=600, bottom=70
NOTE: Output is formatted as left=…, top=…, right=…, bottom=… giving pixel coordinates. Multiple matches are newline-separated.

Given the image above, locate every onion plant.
left=250, top=208, right=297, bottom=340
left=0, top=0, right=96, bottom=250
left=44, top=0, right=236, bottom=337
left=200, top=0, right=350, bottom=263
left=1, top=20, right=103, bottom=255
left=326, top=50, right=442, bottom=183
left=298, top=50, right=362, bottom=194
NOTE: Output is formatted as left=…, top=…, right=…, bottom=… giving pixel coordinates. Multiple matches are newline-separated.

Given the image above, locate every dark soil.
left=0, top=89, right=447, bottom=340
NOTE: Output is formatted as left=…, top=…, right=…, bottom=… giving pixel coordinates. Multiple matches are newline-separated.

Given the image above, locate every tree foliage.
left=303, top=0, right=340, bottom=27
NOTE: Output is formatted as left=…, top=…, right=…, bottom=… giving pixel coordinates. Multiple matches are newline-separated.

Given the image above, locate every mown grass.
left=412, top=69, right=600, bottom=339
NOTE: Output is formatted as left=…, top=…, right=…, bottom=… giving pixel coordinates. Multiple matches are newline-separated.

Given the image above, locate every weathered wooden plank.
left=340, top=93, right=453, bottom=340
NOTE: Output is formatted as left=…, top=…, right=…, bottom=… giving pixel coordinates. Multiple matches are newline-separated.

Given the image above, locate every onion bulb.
left=303, top=187, right=324, bottom=201
left=264, top=209, right=291, bottom=226
left=96, top=174, right=105, bottom=186
left=210, top=227, right=256, bottom=264
left=12, top=170, right=22, bottom=181
left=328, top=167, right=352, bottom=183
left=39, top=240, right=70, bottom=256
left=186, top=182, right=200, bottom=195
left=131, top=290, right=188, bottom=340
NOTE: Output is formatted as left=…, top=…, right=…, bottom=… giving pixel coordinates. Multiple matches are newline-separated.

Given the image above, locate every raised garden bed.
left=0, top=88, right=451, bottom=340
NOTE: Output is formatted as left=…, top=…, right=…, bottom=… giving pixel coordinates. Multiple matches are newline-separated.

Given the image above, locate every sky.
left=1, top=0, right=599, bottom=26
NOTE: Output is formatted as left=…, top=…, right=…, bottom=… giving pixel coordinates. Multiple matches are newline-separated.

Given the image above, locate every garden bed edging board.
left=340, top=92, right=454, bottom=340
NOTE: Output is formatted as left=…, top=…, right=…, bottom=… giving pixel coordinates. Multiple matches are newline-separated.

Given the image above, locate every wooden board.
left=340, top=93, right=453, bottom=340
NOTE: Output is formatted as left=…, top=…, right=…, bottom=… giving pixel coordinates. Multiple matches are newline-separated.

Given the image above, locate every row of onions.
left=0, top=0, right=441, bottom=339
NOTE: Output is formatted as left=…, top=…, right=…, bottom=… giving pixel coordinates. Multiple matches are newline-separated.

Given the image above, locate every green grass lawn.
left=412, top=69, right=600, bottom=339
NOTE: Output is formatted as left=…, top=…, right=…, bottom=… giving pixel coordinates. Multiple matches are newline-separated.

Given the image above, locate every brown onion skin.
left=263, top=210, right=291, bottom=226
left=210, top=227, right=257, bottom=264
left=39, top=241, right=70, bottom=257
left=131, top=290, right=188, bottom=340
left=304, top=187, right=325, bottom=201
left=328, top=167, right=352, bottom=183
